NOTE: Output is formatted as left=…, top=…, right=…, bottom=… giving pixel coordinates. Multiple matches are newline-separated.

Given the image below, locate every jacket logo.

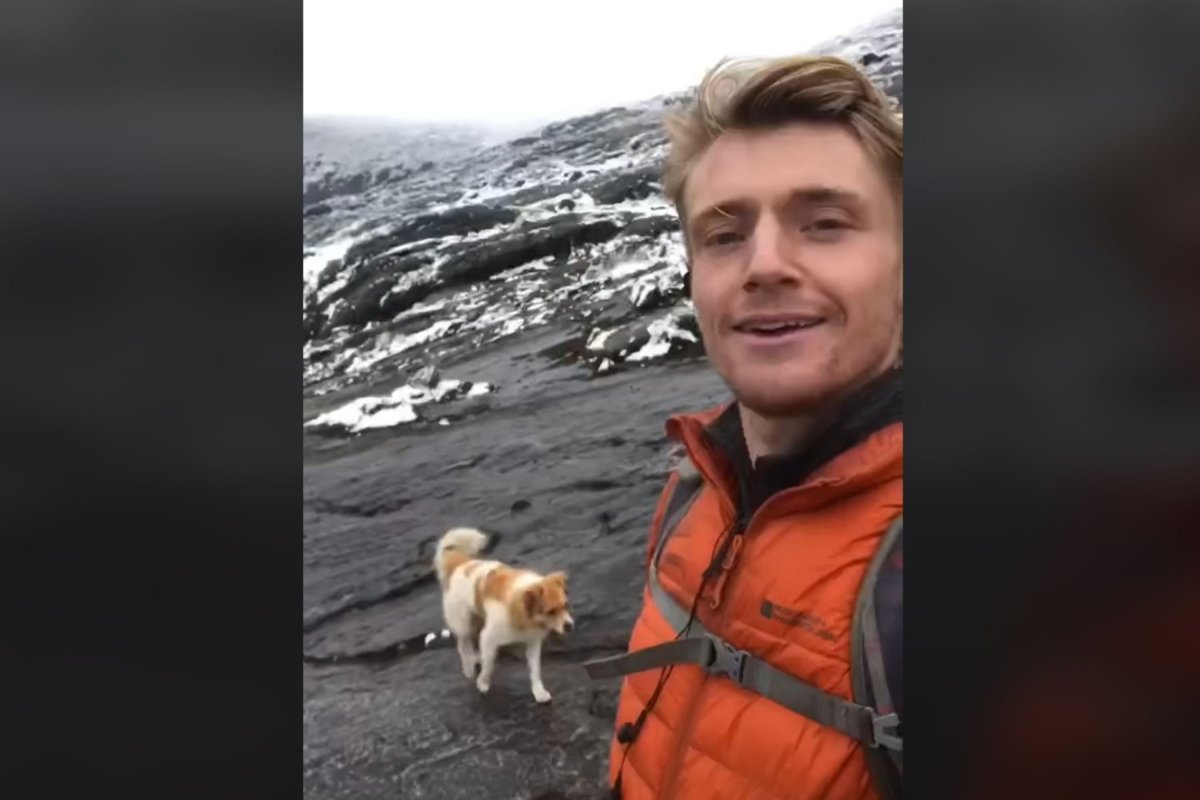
left=760, top=600, right=835, bottom=642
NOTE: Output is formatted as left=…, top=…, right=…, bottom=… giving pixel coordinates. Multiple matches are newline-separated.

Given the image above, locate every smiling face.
left=684, top=122, right=902, bottom=416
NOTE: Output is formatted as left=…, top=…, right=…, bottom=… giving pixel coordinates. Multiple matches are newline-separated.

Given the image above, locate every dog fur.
left=434, top=527, right=574, bottom=703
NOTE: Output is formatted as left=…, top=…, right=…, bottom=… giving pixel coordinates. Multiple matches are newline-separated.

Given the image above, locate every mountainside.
left=303, top=9, right=902, bottom=799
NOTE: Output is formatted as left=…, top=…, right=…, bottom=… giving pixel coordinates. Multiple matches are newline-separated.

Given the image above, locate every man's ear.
left=523, top=584, right=544, bottom=617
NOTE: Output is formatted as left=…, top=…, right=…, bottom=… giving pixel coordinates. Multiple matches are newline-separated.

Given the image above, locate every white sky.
left=304, top=0, right=900, bottom=126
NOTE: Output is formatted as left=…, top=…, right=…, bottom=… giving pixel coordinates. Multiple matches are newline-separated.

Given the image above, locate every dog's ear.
left=523, top=584, right=544, bottom=617
left=546, top=571, right=567, bottom=589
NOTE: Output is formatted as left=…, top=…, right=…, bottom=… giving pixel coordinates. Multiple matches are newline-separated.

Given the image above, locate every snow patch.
left=625, top=310, right=698, bottom=363
left=345, top=318, right=459, bottom=376
left=305, top=377, right=496, bottom=434
left=586, top=327, right=615, bottom=352
left=303, top=232, right=360, bottom=293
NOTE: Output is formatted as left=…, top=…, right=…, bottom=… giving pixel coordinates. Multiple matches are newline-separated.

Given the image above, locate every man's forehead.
left=684, top=123, right=884, bottom=218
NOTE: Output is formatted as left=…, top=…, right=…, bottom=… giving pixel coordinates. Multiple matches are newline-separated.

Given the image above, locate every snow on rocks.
left=304, top=377, right=496, bottom=435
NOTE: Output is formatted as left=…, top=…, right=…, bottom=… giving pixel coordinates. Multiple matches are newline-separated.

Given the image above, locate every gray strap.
left=584, top=629, right=889, bottom=748
left=852, top=514, right=903, bottom=754
left=863, top=516, right=902, bottom=723
left=651, top=466, right=702, bottom=572
left=738, top=653, right=880, bottom=746
left=583, top=637, right=711, bottom=680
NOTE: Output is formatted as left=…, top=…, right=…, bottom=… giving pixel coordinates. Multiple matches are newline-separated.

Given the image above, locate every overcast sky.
left=304, top=0, right=900, bottom=126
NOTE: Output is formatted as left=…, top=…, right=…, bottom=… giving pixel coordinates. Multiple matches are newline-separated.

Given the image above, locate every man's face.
left=684, top=122, right=902, bottom=416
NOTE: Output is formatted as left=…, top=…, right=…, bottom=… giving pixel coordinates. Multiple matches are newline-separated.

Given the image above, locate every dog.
left=434, top=526, right=574, bottom=703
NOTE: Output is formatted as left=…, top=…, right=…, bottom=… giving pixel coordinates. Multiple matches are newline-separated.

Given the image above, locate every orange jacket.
left=608, top=399, right=903, bottom=800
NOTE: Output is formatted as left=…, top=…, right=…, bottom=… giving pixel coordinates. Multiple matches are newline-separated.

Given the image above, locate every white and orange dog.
left=434, top=527, right=574, bottom=703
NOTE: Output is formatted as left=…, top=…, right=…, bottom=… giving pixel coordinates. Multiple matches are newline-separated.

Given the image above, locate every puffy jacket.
left=606, top=375, right=903, bottom=799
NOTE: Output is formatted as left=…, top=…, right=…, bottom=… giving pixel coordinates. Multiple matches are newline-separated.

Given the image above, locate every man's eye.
left=814, top=218, right=846, bottom=229
left=806, top=215, right=853, bottom=238
left=705, top=230, right=743, bottom=247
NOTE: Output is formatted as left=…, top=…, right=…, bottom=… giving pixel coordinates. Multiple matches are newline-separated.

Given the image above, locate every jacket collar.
left=667, top=369, right=903, bottom=518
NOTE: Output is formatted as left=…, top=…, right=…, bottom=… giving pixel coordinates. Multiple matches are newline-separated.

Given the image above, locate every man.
left=583, top=55, right=903, bottom=799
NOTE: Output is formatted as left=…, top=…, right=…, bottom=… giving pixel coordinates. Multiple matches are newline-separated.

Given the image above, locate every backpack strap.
left=647, top=460, right=703, bottom=569
left=853, top=513, right=904, bottom=798
left=583, top=469, right=903, bottom=753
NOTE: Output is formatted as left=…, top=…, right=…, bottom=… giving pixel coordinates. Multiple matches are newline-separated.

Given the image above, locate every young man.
left=584, top=56, right=903, bottom=799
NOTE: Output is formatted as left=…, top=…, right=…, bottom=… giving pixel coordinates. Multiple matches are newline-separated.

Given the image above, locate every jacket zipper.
left=658, top=486, right=805, bottom=799
left=657, top=507, right=750, bottom=800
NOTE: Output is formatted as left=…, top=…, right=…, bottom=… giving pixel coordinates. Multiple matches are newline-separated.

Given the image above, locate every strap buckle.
left=870, top=711, right=902, bottom=751
left=703, top=634, right=748, bottom=683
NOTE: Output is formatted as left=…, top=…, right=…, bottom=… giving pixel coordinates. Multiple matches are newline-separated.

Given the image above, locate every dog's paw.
left=462, top=660, right=478, bottom=679
left=475, top=676, right=490, bottom=694
left=533, top=685, right=552, bottom=704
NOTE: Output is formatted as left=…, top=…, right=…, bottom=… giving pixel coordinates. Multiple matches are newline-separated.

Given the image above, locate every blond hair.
left=663, top=55, right=903, bottom=220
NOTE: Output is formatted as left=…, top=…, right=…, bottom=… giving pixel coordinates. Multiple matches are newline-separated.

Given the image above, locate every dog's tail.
left=434, top=526, right=490, bottom=587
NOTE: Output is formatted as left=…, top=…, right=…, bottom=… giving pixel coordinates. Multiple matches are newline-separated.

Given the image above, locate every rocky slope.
left=303, top=8, right=902, bottom=799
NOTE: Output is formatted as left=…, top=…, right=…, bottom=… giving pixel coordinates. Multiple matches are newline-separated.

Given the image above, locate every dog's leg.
left=475, top=621, right=501, bottom=694
left=443, top=597, right=478, bottom=679
left=455, top=630, right=479, bottom=679
left=526, top=637, right=551, bottom=703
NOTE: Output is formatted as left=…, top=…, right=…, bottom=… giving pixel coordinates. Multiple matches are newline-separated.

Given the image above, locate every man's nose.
left=745, top=217, right=800, bottom=288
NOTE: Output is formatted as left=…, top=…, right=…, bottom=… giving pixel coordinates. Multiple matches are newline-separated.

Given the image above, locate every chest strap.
left=583, top=467, right=902, bottom=753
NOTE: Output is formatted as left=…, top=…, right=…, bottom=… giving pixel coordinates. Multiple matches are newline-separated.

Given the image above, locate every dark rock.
left=343, top=205, right=518, bottom=266
left=510, top=499, right=531, bottom=513
left=590, top=166, right=659, bottom=205
left=618, top=214, right=678, bottom=240
left=304, top=310, right=326, bottom=342
left=327, top=274, right=398, bottom=329
left=631, top=283, right=662, bottom=310
left=590, top=292, right=638, bottom=329
left=597, top=324, right=649, bottom=360
left=303, top=170, right=372, bottom=206
left=558, top=198, right=576, bottom=211
left=412, top=364, right=440, bottom=389
left=304, top=203, right=333, bottom=218
left=437, top=216, right=623, bottom=288
left=860, top=51, right=885, bottom=66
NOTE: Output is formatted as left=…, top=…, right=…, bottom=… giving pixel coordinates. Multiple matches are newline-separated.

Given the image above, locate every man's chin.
left=719, top=364, right=838, bottom=416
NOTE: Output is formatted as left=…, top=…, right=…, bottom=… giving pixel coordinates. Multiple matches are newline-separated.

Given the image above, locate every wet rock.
left=412, top=364, right=440, bottom=389
left=619, top=214, right=678, bottom=240
left=589, top=166, right=659, bottom=205
left=343, top=205, right=518, bottom=267
left=437, top=216, right=623, bottom=287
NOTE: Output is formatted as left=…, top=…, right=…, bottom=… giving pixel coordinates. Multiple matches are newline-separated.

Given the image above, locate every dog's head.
left=522, top=571, right=574, bottom=635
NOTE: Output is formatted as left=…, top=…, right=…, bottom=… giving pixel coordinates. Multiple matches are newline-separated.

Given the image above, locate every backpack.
left=585, top=468, right=903, bottom=799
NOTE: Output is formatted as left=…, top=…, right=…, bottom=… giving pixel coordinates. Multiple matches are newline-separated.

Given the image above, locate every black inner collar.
left=702, top=369, right=904, bottom=523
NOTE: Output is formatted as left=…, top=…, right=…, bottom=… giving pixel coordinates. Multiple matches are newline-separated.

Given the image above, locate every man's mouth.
left=732, top=317, right=825, bottom=337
